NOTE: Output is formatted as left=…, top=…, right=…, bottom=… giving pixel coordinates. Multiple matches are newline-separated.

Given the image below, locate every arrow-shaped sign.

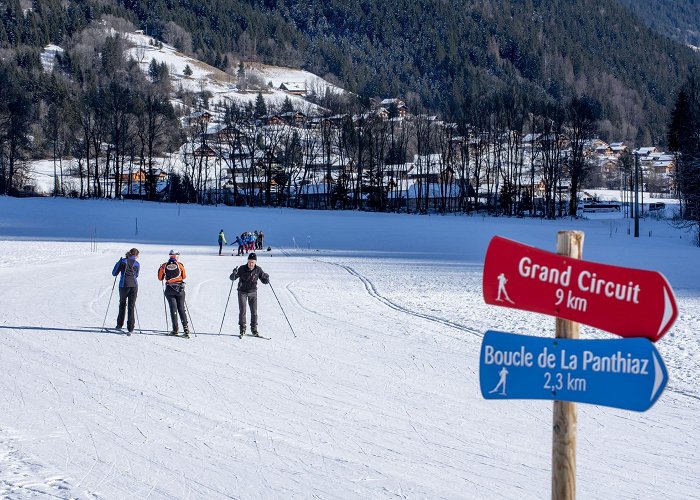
left=483, top=236, right=678, bottom=341
left=479, top=331, right=668, bottom=411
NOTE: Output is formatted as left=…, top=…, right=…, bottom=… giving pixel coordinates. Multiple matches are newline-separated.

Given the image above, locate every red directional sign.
left=483, top=236, right=678, bottom=341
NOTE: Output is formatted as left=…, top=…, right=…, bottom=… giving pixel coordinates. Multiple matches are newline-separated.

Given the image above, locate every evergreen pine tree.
left=254, top=91, right=267, bottom=118
left=281, top=95, right=294, bottom=113
left=148, top=58, right=159, bottom=82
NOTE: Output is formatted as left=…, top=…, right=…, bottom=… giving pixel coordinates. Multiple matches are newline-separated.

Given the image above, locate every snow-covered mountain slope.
left=41, top=30, right=343, bottom=116
left=121, top=31, right=341, bottom=114
left=0, top=197, right=698, bottom=498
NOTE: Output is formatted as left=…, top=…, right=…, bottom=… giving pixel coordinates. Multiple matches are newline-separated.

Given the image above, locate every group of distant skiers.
left=111, top=246, right=270, bottom=339
left=218, top=229, right=265, bottom=256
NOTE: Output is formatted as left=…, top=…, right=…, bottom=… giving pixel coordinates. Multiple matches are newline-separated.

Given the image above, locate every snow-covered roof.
left=41, top=44, right=64, bottom=73
left=380, top=98, right=406, bottom=107
left=121, top=180, right=168, bottom=196
left=280, top=82, right=306, bottom=93
left=387, top=182, right=468, bottom=199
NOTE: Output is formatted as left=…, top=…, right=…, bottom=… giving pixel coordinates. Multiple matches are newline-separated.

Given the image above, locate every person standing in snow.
left=229, top=252, right=269, bottom=337
left=158, top=250, right=190, bottom=338
left=218, top=229, right=227, bottom=256
left=233, top=235, right=244, bottom=256
left=112, top=248, right=140, bottom=335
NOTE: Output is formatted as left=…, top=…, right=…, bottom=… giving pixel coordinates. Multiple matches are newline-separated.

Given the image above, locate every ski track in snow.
left=0, top=428, right=100, bottom=498
left=319, top=259, right=483, bottom=338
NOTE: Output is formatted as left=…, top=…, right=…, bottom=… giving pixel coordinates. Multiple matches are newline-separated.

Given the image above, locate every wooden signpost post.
left=552, top=231, right=582, bottom=500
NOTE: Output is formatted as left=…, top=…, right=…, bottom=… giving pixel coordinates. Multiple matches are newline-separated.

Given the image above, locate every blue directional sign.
left=479, top=330, right=668, bottom=411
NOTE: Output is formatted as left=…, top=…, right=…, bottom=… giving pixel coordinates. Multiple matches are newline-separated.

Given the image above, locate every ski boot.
left=239, top=326, right=245, bottom=338
left=169, top=328, right=179, bottom=336
left=251, top=328, right=260, bottom=337
left=183, top=325, right=190, bottom=339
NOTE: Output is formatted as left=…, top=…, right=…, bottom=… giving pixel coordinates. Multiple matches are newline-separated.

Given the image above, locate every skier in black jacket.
left=112, top=248, right=140, bottom=335
left=230, top=252, right=269, bottom=337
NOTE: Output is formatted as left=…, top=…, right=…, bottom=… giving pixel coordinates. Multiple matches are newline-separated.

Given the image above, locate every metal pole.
left=162, top=281, right=169, bottom=333
left=184, top=299, right=197, bottom=337
left=634, top=152, right=640, bottom=238
left=135, top=304, right=142, bottom=334
left=219, top=281, right=235, bottom=335
left=269, top=282, right=296, bottom=338
left=552, top=230, right=583, bottom=500
left=101, top=275, right=118, bottom=331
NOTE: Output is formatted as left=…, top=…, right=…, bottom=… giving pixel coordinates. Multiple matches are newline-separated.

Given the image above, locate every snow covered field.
left=0, top=197, right=698, bottom=499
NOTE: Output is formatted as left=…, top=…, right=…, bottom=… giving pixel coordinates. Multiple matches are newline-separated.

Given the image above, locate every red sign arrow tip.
left=658, top=286, right=676, bottom=340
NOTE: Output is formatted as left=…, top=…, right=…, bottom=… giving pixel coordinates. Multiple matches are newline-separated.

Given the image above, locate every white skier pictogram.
left=496, top=273, right=515, bottom=304
left=489, top=366, right=509, bottom=396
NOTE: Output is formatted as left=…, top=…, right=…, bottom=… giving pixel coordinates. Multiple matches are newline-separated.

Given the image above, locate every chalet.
left=307, top=117, right=325, bottom=129
left=328, top=114, right=348, bottom=126
left=609, top=142, right=627, bottom=154
left=202, top=123, right=247, bottom=143
left=641, top=153, right=675, bottom=177
left=598, top=157, right=619, bottom=177
left=279, top=82, right=307, bottom=96
left=635, top=146, right=657, bottom=156
left=384, top=163, right=413, bottom=182
left=182, top=110, right=212, bottom=127
left=375, top=107, right=389, bottom=120
left=409, top=154, right=445, bottom=183
left=120, top=169, right=146, bottom=183
left=387, top=180, right=471, bottom=212
left=534, top=179, right=571, bottom=198
left=120, top=168, right=169, bottom=184
left=191, top=144, right=218, bottom=158
left=379, top=98, right=408, bottom=117
left=259, top=114, right=284, bottom=126
left=292, top=181, right=333, bottom=209
left=280, top=111, right=307, bottom=126
left=594, top=140, right=612, bottom=156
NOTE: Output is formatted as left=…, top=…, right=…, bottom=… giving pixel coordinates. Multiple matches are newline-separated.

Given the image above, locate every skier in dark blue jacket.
left=112, top=248, right=140, bottom=335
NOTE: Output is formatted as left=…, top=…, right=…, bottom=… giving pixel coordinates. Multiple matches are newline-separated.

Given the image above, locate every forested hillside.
left=0, top=0, right=697, bottom=144
left=616, top=0, right=700, bottom=48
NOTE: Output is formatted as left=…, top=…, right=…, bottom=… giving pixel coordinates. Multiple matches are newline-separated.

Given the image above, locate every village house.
left=609, top=142, right=627, bottom=155
left=259, top=114, right=284, bottom=126
left=182, top=110, right=212, bottom=128
left=279, top=82, right=307, bottom=96
left=280, top=111, right=307, bottom=126
left=379, top=98, right=408, bottom=118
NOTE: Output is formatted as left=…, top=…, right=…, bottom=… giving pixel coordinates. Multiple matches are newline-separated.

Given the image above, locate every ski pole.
left=184, top=298, right=197, bottom=337
left=218, top=281, right=235, bottom=335
left=162, top=281, right=169, bottom=333
left=101, top=275, right=118, bottom=331
left=134, top=303, right=142, bottom=334
left=269, top=282, right=296, bottom=338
